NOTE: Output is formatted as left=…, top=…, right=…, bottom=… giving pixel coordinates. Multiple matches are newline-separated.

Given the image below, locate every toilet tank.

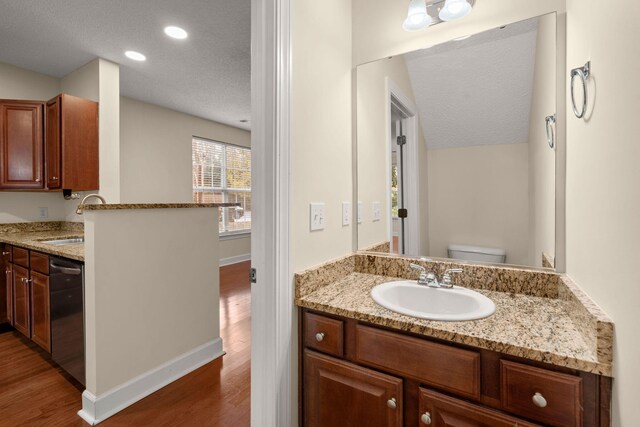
left=447, top=244, right=506, bottom=264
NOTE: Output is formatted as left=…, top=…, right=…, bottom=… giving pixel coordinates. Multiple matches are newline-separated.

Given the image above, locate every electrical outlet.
left=357, top=201, right=363, bottom=224
left=372, top=201, right=382, bottom=222
left=341, top=202, right=351, bottom=226
left=310, top=203, right=325, bottom=231
left=38, top=207, right=48, bottom=219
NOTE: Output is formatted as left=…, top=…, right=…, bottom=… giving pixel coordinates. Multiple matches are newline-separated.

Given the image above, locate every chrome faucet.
left=409, top=264, right=463, bottom=289
left=76, top=194, right=106, bottom=215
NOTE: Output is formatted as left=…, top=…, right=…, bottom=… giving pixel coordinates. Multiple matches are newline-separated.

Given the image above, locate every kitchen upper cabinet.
left=45, top=94, right=99, bottom=191
left=0, top=100, right=44, bottom=189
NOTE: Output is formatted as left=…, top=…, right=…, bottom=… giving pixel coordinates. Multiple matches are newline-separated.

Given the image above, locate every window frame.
left=192, top=136, right=252, bottom=237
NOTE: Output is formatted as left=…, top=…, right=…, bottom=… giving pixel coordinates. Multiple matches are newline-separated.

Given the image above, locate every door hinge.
left=249, top=268, right=257, bottom=284
left=398, top=208, right=408, bottom=218
left=396, top=135, right=406, bottom=146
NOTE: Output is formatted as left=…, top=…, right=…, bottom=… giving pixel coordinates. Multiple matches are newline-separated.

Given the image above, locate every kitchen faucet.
left=76, top=194, right=106, bottom=215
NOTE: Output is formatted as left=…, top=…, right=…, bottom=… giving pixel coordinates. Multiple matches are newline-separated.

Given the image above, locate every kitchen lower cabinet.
left=12, top=264, right=30, bottom=336
left=300, top=309, right=611, bottom=427
left=1, top=244, right=11, bottom=324
left=30, top=270, right=51, bottom=352
left=304, top=349, right=403, bottom=427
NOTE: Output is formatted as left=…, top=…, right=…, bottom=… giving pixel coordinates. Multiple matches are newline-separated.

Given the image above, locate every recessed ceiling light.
left=164, top=26, right=188, bottom=39
left=125, top=51, right=146, bottom=61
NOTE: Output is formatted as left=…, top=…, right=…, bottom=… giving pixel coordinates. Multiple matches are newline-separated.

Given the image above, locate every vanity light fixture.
left=439, top=0, right=472, bottom=21
left=402, top=0, right=475, bottom=32
left=125, top=50, right=146, bottom=61
left=164, top=26, right=188, bottom=39
left=403, top=0, right=433, bottom=32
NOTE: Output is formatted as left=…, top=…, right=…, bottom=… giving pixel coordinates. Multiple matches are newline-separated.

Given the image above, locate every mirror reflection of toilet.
left=448, top=244, right=506, bottom=264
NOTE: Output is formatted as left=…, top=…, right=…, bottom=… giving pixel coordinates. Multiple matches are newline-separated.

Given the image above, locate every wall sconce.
left=403, top=0, right=476, bottom=32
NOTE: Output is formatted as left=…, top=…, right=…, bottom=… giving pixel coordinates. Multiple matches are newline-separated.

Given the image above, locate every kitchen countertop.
left=0, top=228, right=84, bottom=261
left=295, top=255, right=613, bottom=376
left=80, top=202, right=240, bottom=211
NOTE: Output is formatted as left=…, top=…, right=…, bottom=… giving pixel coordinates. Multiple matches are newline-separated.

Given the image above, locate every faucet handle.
left=409, top=263, right=426, bottom=273
left=441, top=268, right=463, bottom=287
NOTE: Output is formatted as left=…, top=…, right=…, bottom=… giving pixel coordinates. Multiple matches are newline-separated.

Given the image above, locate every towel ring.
left=545, top=114, right=556, bottom=149
left=571, top=61, right=590, bottom=118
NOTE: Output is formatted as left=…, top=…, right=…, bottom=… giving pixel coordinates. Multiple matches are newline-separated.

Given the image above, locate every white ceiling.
left=0, top=0, right=251, bottom=130
left=404, top=18, right=539, bottom=150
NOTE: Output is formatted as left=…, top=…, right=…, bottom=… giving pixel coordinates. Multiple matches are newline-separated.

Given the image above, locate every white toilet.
left=447, top=244, right=506, bottom=264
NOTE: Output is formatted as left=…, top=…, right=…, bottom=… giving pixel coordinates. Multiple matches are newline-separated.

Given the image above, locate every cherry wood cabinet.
left=12, top=264, right=30, bottom=337
left=304, top=349, right=403, bottom=427
left=300, top=309, right=611, bottom=427
left=1, top=244, right=11, bottom=324
left=0, top=94, right=98, bottom=192
left=0, top=100, right=44, bottom=189
left=30, top=270, right=51, bottom=352
left=45, top=94, right=99, bottom=191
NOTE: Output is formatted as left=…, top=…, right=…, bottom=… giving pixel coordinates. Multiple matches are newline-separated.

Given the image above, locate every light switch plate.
left=310, top=203, right=325, bottom=231
left=372, top=201, right=381, bottom=222
left=357, top=201, right=363, bottom=224
left=342, top=202, right=351, bottom=226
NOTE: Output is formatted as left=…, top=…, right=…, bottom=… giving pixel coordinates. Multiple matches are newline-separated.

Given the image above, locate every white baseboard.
left=78, top=338, right=224, bottom=425
left=219, top=253, right=251, bottom=267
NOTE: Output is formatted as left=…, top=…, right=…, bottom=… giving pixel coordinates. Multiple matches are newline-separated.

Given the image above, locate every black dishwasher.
left=49, top=256, right=85, bottom=386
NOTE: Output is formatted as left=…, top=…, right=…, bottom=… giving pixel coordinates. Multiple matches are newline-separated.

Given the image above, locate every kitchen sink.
left=40, top=237, right=85, bottom=245
left=370, top=280, right=495, bottom=321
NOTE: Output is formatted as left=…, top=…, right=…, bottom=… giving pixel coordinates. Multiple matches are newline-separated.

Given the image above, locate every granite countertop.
left=295, top=254, right=614, bottom=376
left=81, top=202, right=240, bottom=211
left=0, top=225, right=84, bottom=261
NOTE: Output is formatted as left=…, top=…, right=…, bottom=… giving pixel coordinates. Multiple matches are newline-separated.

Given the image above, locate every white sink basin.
left=371, top=280, right=495, bottom=321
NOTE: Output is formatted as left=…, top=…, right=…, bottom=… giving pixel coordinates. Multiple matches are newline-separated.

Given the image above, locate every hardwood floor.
left=0, top=260, right=251, bottom=426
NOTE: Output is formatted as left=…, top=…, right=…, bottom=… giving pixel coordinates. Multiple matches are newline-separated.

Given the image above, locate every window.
left=192, top=137, right=251, bottom=235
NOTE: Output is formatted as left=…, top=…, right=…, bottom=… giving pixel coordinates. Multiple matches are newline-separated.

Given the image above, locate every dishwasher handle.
left=50, top=263, right=83, bottom=275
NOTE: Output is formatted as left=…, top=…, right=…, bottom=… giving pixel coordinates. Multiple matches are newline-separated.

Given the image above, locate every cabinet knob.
left=532, top=392, right=547, bottom=408
left=421, top=412, right=432, bottom=425
left=35, top=178, right=40, bottom=182
left=2, top=251, right=9, bottom=255
left=386, top=398, right=397, bottom=409
left=315, top=332, right=325, bottom=342
left=52, top=176, right=58, bottom=180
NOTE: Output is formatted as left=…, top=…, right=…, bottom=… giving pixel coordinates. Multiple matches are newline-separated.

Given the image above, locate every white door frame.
left=251, top=0, right=293, bottom=426
left=386, top=78, right=421, bottom=256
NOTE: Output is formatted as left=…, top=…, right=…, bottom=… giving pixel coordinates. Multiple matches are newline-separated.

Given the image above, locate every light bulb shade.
left=403, top=0, right=433, bottom=31
left=438, top=0, right=472, bottom=21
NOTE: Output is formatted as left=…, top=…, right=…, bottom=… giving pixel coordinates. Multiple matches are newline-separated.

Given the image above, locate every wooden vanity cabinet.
left=300, top=309, right=610, bottom=427
left=0, top=100, right=44, bottom=189
left=45, top=94, right=99, bottom=191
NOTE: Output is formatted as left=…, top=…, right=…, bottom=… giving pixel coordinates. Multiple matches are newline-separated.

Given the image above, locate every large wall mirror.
left=356, top=13, right=562, bottom=270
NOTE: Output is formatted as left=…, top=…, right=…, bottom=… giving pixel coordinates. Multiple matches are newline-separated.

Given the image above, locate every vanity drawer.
left=304, top=312, right=344, bottom=357
left=500, top=360, right=582, bottom=427
left=29, top=251, right=49, bottom=275
left=355, top=325, right=480, bottom=400
left=12, top=247, right=29, bottom=268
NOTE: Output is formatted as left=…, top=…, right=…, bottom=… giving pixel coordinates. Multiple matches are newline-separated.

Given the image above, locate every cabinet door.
left=1, top=245, right=11, bottom=324
left=30, top=271, right=50, bottom=352
left=304, top=350, right=403, bottom=427
left=45, top=97, right=61, bottom=189
left=5, top=263, right=12, bottom=325
left=12, top=264, right=30, bottom=337
left=419, top=388, right=540, bottom=427
left=0, top=101, right=44, bottom=189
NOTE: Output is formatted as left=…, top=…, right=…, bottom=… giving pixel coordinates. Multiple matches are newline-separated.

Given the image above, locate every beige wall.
left=427, top=144, right=530, bottom=265
left=527, top=13, right=557, bottom=267
left=356, top=56, right=428, bottom=253
left=83, top=207, right=220, bottom=395
left=291, top=0, right=353, bottom=272
left=564, top=0, right=640, bottom=424
left=119, top=97, right=251, bottom=259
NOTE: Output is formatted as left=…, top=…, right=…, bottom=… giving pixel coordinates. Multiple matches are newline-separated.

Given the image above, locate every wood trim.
left=249, top=0, right=292, bottom=425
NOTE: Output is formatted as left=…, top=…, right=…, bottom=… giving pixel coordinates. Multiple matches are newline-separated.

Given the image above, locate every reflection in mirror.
left=357, top=13, right=557, bottom=269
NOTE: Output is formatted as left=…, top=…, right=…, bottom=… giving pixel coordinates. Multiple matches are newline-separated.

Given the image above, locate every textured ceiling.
left=404, top=18, right=539, bottom=149
left=0, top=0, right=251, bottom=130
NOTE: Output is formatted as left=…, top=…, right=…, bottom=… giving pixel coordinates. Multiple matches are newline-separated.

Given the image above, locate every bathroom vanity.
left=296, top=254, right=613, bottom=426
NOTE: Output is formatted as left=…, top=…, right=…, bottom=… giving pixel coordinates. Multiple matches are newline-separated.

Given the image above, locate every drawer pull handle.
left=315, top=332, right=325, bottom=342
left=386, top=398, right=397, bottom=409
left=532, top=392, right=547, bottom=408
left=421, top=412, right=432, bottom=424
